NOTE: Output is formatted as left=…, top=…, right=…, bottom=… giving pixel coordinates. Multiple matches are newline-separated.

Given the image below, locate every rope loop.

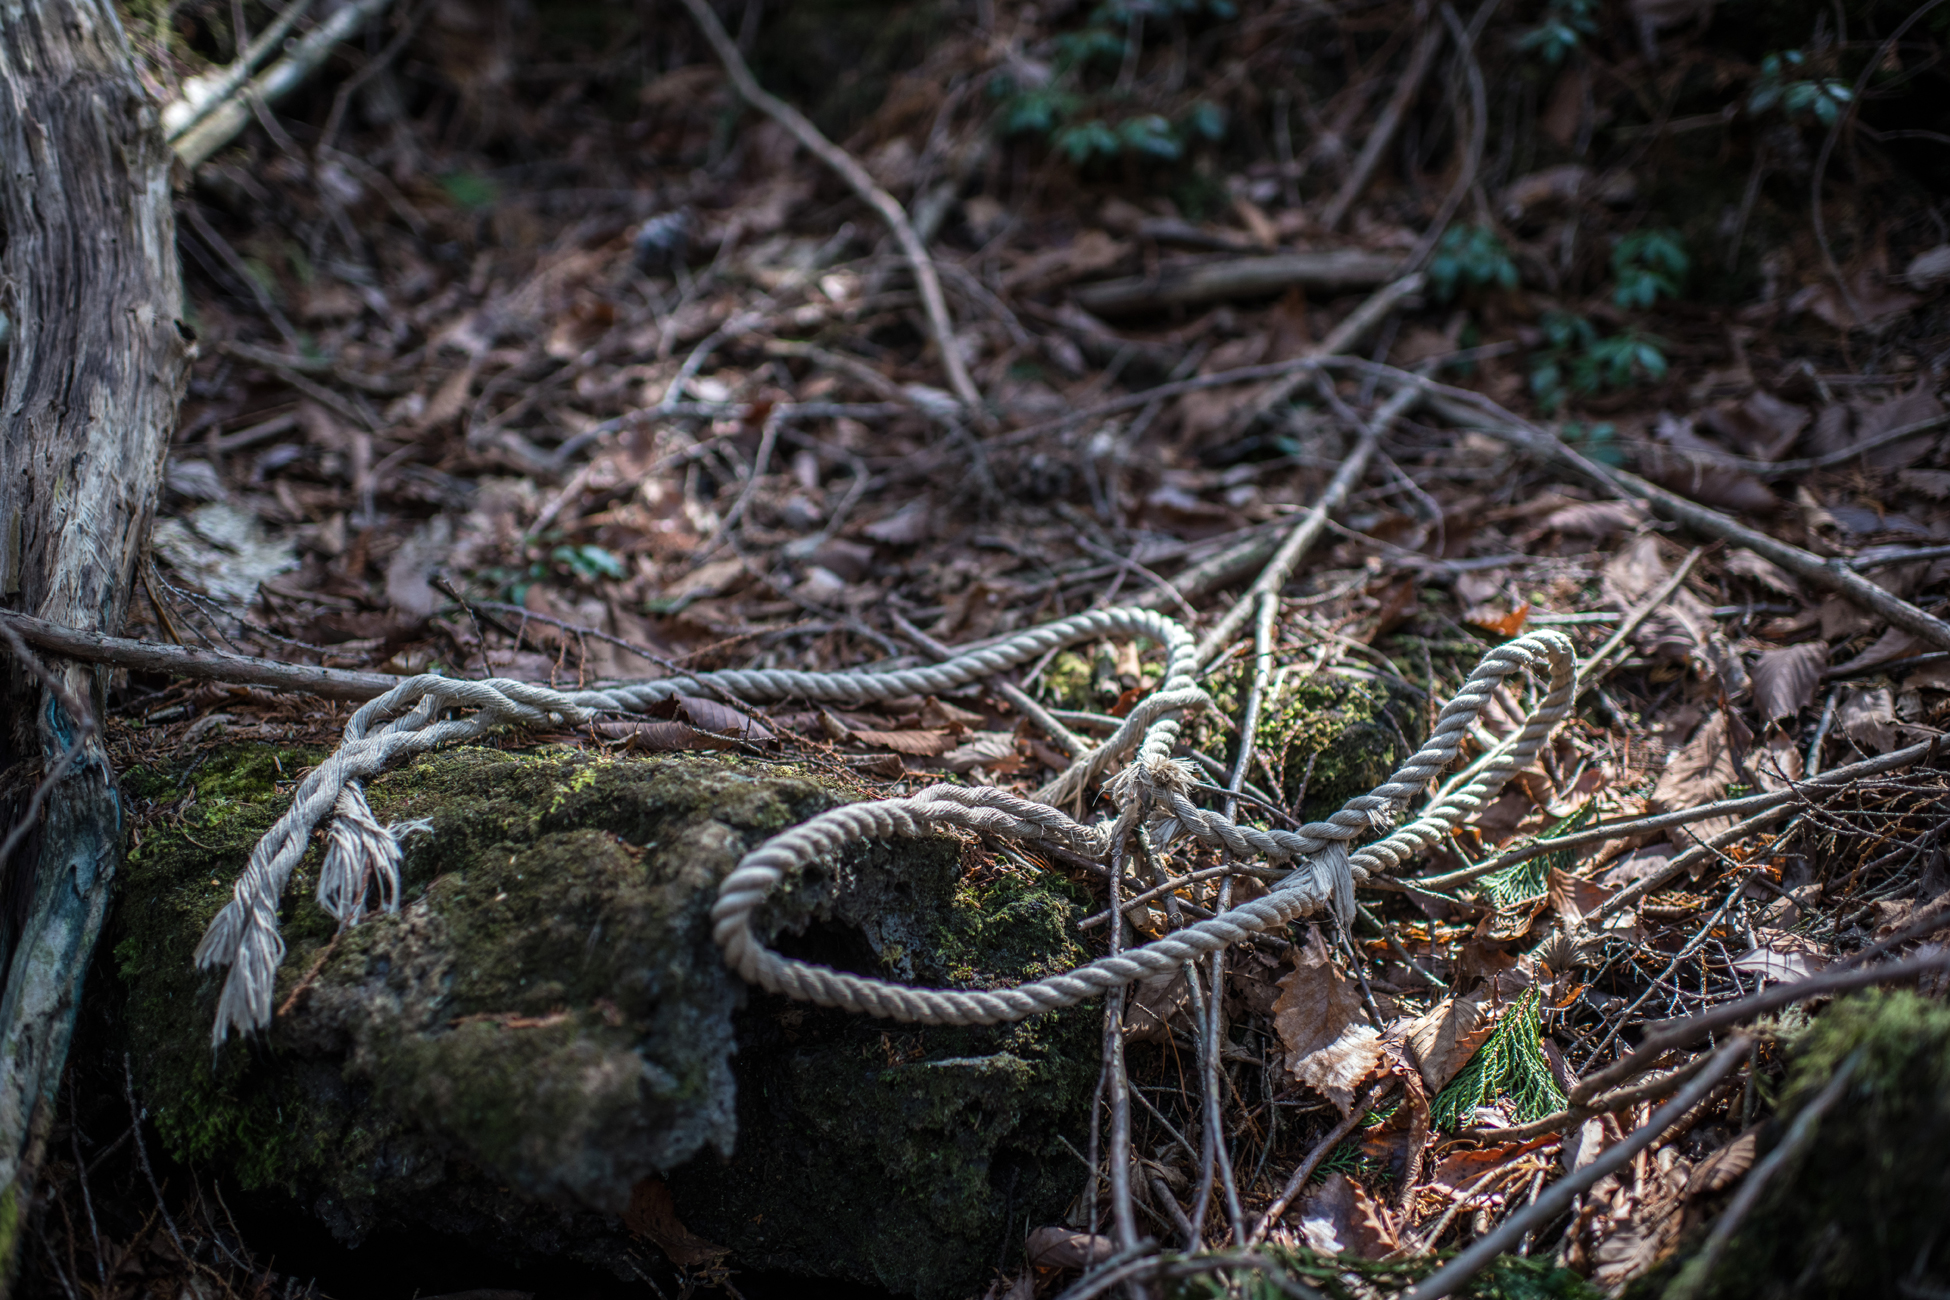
left=194, top=605, right=1577, bottom=1044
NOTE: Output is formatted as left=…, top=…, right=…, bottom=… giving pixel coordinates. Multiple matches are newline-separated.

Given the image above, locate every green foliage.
left=1428, top=224, right=1520, bottom=303
left=1558, top=420, right=1624, bottom=466
left=1749, top=50, right=1854, bottom=127
left=439, top=170, right=499, bottom=211
left=1530, top=312, right=1668, bottom=413
left=1610, top=229, right=1689, bottom=310
left=1431, top=989, right=1566, bottom=1128
left=1517, top=0, right=1600, bottom=66
left=552, top=543, right=625, bottom=582
left=987, top=0, right=1235, bottom=167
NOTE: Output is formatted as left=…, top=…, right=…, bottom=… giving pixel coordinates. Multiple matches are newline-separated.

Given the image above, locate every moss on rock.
left=1205, top=671, right=1424, bottom=823
left=109, top=744, right=1097, bottom=1297
left=1631, top=990, right=1950, bottom=1300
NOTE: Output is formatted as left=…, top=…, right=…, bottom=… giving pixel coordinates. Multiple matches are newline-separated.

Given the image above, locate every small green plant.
left=1428, top=224, right=1519, bottom=302
left=1749, top=50, right=1854, bottom=126
left=552, top=543, right=625, bottom=583
left=1518, top=0, right=1600, bottom=66
left=1558, top=420, right=1623, bottom=466
left=988, top=0, right=1235, bottom=167
left=1431, top=988, right=1567, bottom=1128
left=1610, top=229, right=1688, bottom=309
left=1530, top=312, right=1668, bottom=412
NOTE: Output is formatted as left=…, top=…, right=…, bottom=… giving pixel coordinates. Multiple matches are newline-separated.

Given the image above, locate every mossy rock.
left=1207, top=672, right=1424, bottom=823
left=1630, top=990, right=1950, bottom=1300
left=108, top=744, right=1097, bottom=1298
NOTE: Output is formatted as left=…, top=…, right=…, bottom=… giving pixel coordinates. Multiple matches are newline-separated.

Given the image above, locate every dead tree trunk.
left=0, top=0, right=190, bottom=1277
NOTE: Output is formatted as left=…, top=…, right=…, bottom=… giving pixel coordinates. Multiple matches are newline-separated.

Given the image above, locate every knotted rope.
left=194, top=606, right=1575, bottom=1044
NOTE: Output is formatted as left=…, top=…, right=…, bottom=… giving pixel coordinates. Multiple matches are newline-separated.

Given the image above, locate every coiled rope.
left=194, top=606, right=1575, bottom=1044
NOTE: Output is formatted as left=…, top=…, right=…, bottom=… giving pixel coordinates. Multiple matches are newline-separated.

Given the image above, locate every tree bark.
left=0, top=0, right=190, bottom=1279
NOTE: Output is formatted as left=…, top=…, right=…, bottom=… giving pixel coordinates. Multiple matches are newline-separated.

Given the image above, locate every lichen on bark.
left=107, top=743, right=1097, bottom=1297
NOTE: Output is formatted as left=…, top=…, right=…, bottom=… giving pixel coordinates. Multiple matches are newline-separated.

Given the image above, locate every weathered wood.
left=0, top=0, right=191, bottom=1278
left=0, top=610, right=398, bottom=702
left=1073, top=250, right=1403, bottom=315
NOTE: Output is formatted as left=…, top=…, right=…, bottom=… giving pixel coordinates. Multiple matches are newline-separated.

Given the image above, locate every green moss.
left=1041, top=650, right=1094, bottom=713
left=1635, top=991, right=1950, bottom=1299
left=109, top=743, right=1096, bottom=1297
left=1207, top=672, right=1424, bottom=823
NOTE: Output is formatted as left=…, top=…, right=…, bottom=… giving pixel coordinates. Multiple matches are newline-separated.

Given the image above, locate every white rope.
left=193, top=605, right=1575, bottom=1044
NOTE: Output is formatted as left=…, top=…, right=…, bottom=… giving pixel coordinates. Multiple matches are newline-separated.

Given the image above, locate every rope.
left=193, top=605, right=1575, bottom=1044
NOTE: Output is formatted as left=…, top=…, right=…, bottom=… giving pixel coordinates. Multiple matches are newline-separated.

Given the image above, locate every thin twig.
left=1569, top=952, right=1950, bottom=1107
left=1404, top=1035, right=1752, bottom=1300
left=1321, top=10, right=1447, bottom=230
left=1247, top=1080, right=1392, bottom=1245
left=1663, top=1049, right=1863, bottom=1300
left=676, top=0, right=983, bottom=420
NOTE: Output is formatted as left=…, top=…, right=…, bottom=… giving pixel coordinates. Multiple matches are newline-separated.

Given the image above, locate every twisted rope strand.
left=193, top=603, right=1576, bottom=1043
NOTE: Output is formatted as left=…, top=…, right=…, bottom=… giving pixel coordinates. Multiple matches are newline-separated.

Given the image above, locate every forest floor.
left=16, top=0, right=1950, bottom=1296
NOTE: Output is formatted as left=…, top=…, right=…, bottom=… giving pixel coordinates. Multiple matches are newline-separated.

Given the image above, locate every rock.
left=105, top=746, right=1097, bottom=1298
left=1210, top=672, right=1426, bottom=823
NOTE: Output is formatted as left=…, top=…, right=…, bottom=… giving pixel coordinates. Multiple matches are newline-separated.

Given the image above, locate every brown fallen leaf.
left=1274, top=927, right=1389, bottom=1115
left=1751, top=642, right=1828, bottom=722
left=1725, top=547, right=1801, bottom=597
left=1388, top=989, right=1495, bottom=1094
left=1603, top=534, right=1716, bottom=667
left=1296, top=1171, right=1401, bottom=1260
left=1684, top=1131, right=1758, bottom=1200
left=1855, top=380, right=1946, bottom=468
left=850, top=727, right=958, bottom=756
left=1651, top=711, right=1752, bottom=847
left=1703, top=389, right=1808, bottom=462
left=940, top=730, right=1019, bottom=772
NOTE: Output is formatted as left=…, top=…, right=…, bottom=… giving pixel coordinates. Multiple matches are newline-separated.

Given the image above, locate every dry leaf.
left=1855, top=380, right=1947, bottom=468
left=850, top=728, right=957, bottom=756
left=677, top=696, right=773, bottom=742
left=1829, top=627, right=1922, bottom=678
left=1725, top=548, right=1800, bottom=596
left=940, top=731, right=1018, bottom=772
left=862, top=500, right=932, bottom=544
left=1603, top=535, right=1715, bottom=666
left=1732, top=946, right=1825, bottom=984
left=1750, top=730, right=1805, bottom=793
left=1651, top=711, right=1752, bottom=846
left=1838, top=686, right=1902, bottom=753
left=1751, top=643, right=1828, bottom=722
left=1296, top=1171, right=1401, bottom=1260
left=1702, top=390, right=1808, bottom=462
left=664, top=557, right=747, bottom=602
left=1547, top=867, right=1614, bottom=928
left=1540, top=500, right=1647, bottom=539
left=1684, top=1132, right=1758, bottom=1200
left=1274, top=928, right=1389, bottom=1115
left=1388, top=990, right=1495, bottom=1094
left=1463, top=601, right=1531, bottom=639
left=1125, top=969, right=1196, bottom=1043
left=595, top=720, right=736, bottom=752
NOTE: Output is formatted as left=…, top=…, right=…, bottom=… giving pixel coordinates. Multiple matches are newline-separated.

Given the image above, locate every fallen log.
left=1073, top=250, right=1404, bottom=315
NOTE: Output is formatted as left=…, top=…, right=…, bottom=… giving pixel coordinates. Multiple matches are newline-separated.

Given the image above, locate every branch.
left=171, top=0, right=397, bottom=170
left=1320, top=10, right=1446, bottom=231
left=0, top=609, right=397, bottom=702
left=675, top=0, right=985, bottom=422
left=1403, top=1034, right=1753, bottom=1300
